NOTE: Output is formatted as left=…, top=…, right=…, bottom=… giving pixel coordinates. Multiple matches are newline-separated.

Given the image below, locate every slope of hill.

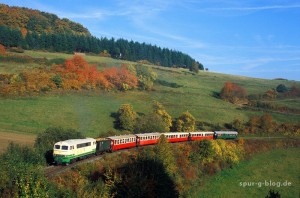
left=0, top=4, right=90, bottom=35
left=0, top=50, right=299, bottom=137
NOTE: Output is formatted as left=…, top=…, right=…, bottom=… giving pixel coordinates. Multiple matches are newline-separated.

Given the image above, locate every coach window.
left=62, top=146, right=68, bottom=150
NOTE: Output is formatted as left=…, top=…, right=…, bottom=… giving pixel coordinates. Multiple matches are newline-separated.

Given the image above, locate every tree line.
left=115, top=101, right=196, bottom=134
left=0, top=25, right=203, bottom=71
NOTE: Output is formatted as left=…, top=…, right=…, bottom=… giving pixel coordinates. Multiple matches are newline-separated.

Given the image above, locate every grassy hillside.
left=0, top=50, right=299, bottom=137
left=190, top=148, right=300, bottom=198
left=0, top=131, right=36, bottom=154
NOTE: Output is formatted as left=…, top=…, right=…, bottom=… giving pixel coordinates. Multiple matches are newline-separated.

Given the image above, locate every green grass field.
left=0, top=50, right=299, bottom=137
left=190, top=148, right=300, bottom=198
left=0, top=131, right=36, bottom=154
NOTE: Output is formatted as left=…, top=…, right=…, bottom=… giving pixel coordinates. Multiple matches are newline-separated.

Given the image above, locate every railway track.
left=45, top=153, right=105, bottom=178
left=45, top=137, right=298, bottom=178
left=45, top=148, right=134, bottom=178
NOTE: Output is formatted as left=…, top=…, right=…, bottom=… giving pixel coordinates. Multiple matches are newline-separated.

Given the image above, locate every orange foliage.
left=0, top=70, right=55, bottom=96
left=220, top=81, right=248, bottom=104
left=20, top=28, right=27, bottom=38
left=102, top=64, right=138, bottom=90
left=53, top=56, right=138, bottom=91
left=21, top=69, right=56, bottom=92
left=1, top=55, right=139, bottom=96
left=53, top=55, right=101, bottom=90
left=0, top=44, right=6, bottom=55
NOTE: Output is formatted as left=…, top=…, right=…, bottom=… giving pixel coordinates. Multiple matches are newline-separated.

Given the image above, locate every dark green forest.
left=0, top=3, right=203, bottom=71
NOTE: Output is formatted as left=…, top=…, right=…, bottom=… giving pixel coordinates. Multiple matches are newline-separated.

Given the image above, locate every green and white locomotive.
left=53, top=138, right=96, bottom=164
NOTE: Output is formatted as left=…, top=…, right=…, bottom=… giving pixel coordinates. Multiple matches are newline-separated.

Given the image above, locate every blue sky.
left=2, top=0, right=300, bottom=81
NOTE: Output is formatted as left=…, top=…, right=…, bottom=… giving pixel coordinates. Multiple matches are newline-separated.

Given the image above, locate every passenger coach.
left=189, top=131, right=214, bottom=141
left=107, top=134, right=136, bottom=151
left=214, top=131, right=238, bottom=139
left=163, top=132, right=189, bottom=143
left=136, top=133, right=160, bottom=146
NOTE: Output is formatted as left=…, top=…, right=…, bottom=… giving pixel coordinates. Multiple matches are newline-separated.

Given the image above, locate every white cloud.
left=207, top=4, right=300, bottom=11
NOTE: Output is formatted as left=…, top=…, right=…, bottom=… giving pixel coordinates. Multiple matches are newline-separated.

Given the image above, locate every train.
left=53, top=131, right=238, bottom=165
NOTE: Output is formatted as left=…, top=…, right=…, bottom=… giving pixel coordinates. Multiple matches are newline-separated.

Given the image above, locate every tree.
left=260, top=113, right=274, bottom=133
left=189, top=61, right=199, bottom=73
left=220, top=81, right=248, bottom=104
left=0, top=143, right=51, bottom=197
left=176, top=111, right=196, bottom=132
left=0, top=44, right=6, bottom=55
left=265, top=189, right=281, bottom=198
left=231, top=118, right=244, bottom=132
left=190, top=140, right=213, bottom=164
left=102, top=65, right=138, bottom=91
left=34, top=127, right=84, bottom=164
left=276, top=84, right=288, bottom=93
left=153, top=101, right=172, bottom=131
left=134, top=113, right=167, bottom=133
left=247, top=116, right=260, bottom=133
left=117, top=104, right=137, bottom=131
left=264, top=89, right=277, bottom=99
left=134, top=64, right=157, bottom=90
left=154, top=135, right=177, bottom=176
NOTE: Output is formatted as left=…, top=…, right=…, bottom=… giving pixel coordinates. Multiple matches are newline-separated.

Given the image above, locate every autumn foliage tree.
left=176, top=111, right=196, bottom=132
left=0, top=55, right=141, bottom=96
left=153, top=101, right=172, bottom=131
left=0, top=44, right=6, bottom=54
left=220, top=81, right=248, bottom=104
left=116, top=104, right=137, bottom=131
left=53, top=55, right=101, bottom=90
left=102, top=64, right=138, bottom=91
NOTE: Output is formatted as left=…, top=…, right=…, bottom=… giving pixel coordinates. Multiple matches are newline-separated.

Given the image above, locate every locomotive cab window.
left=55, top=145, right=60, bottom=149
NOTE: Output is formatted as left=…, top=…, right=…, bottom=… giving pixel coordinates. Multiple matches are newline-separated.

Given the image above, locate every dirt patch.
left=0, top=131, right=36, bottom=154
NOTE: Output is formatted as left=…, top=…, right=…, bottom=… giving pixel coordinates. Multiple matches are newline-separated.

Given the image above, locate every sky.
left=1, top=0, right=300, bottom=81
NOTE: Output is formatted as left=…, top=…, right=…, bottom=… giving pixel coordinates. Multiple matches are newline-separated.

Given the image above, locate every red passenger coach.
left=136, top=133, right=161, bottom=146
left=107, top=134, right=136, bottom=151
left=189, top=131, right=214, bottom=141
left=163, top=132, right=189, bottom=143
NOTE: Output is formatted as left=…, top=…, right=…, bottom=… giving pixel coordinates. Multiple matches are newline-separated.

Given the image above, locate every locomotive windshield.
left=55, top=145, right=60, bottom=149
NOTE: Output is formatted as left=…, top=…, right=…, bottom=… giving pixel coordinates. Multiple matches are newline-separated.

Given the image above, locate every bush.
left=0, top=44, right=6, bottom=55
left=276, top=84, right=288, bottom=93
left=116, top=104, right=137, bottom=131
left=34, top=127, right=84, bottom=164
left=134, top=113, right=167, bottom=133
left=8, top=47, right=24, bottom=53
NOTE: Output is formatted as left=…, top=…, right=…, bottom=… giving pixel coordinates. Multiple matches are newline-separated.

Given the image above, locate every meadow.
left=0, top=131, right=36, bottom=154
left=190, top=148, right=300, bottom=198
left=0, top=50, right=299, bottom=138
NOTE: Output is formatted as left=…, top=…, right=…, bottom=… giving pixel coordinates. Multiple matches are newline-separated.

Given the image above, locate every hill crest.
left=0, top=3, right=90, bottom=35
